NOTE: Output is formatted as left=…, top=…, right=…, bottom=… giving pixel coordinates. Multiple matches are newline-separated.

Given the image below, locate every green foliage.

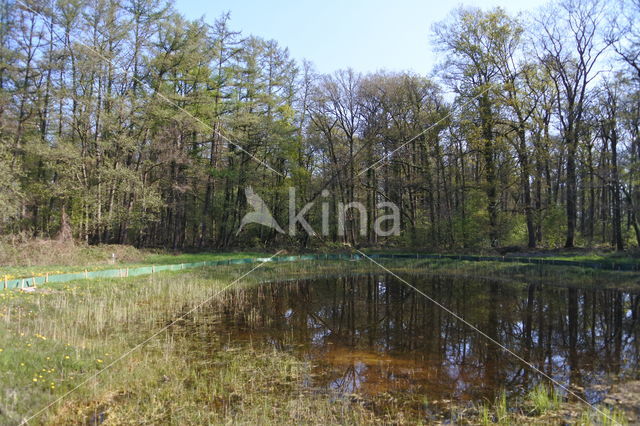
left=0, top=144, right=21, bottom=223
left=543, top=205, right=567, bottom=248
left=0, top=0, right=638, bottom=253
left=451, top=189, right=490, bottom=248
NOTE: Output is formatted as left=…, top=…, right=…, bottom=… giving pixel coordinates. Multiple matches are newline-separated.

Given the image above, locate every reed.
left=0, top=259, right=632, bottom=424
left=527, top=384, right=560, bottom=415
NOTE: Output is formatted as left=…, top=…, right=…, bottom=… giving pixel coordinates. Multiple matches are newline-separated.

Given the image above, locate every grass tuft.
left=527, top=384, right=560, bottom=415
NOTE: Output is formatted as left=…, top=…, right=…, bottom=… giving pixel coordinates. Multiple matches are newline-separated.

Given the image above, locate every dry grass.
left=0, top=238, right=145, bottom=267
left=0, top=262, right=386, bottom=424
left=0, top=259, right=632, bottom=424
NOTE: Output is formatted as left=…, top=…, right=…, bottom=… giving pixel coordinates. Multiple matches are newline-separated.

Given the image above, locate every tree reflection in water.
left=211, top=274, right=640, bottom=404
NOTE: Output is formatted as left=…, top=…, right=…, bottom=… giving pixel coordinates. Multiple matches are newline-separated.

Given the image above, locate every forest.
left=1, top=0, right=640, bottom=251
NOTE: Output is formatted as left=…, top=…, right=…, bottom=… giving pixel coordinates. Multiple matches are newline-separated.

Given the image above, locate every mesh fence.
left=2, top=252, right=637, bottom=290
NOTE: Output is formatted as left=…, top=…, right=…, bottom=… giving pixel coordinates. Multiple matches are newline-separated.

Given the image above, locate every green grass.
left=2, top=238, right=638, bottom=284
left=141, top=251, right=269, bottom=264
left=545, top=252, right=640, bottom=267
left=363, top=248, right=640, bottom=267
left=0, top=261, right=385, bottom=424
left=469, top=385, right=629, bottom=425
left=578, top=406, right=629, bottom=426
left=527, top=384, right=560, bottom=415
left=0, top=244, right=269, bottom=280
left=402, top=258, right=640, bottom=290
left=495, top=390, right=509, bottom=424
left=0, top=258, right=633, bottom=424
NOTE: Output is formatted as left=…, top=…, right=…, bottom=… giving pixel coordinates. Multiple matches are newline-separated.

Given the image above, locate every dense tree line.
left=1, top=0, right=639, bottom=250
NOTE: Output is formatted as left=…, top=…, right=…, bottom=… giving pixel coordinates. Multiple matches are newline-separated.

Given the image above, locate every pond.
left=201, top=273, right=640, bottom=408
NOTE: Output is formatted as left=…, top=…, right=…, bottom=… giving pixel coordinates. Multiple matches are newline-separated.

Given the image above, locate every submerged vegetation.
left=0, top=261, right=391, bottom=423
left=1, top=0, right=640, bottom=422
left=0, top=259, right=636, bottom=424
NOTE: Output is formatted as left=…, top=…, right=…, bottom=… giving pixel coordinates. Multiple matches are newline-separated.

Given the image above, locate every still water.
left=206, top=274, right=640, bottom=404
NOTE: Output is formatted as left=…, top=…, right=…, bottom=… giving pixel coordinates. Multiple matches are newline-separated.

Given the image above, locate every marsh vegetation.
left=0, top=259, right=637, bottom=424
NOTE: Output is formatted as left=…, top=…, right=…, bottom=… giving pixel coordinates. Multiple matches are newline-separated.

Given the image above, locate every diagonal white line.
left=355, top=250, right=620, bottom=425
left=357, top=85, right=493, bottom=177
left=16, top=0, right=284, bottom=177
left=20, top=250, right=284, bottom=425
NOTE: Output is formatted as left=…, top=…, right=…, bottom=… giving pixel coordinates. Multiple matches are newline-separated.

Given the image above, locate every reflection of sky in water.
left=207, top=274, right=640, bottom=404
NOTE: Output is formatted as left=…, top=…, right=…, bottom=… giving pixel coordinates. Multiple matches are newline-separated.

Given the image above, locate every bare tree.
left=534, top=0, right=612, bottom=248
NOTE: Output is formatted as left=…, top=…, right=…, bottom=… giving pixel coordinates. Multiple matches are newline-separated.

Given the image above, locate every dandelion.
left=0, top=348, right=3, bottom=352
left=64, top=355, right=70, bottom=359
left=96, top=359, right=103, bottom=363
left=20, top=362, right=25, bottom=366
left=32, top=378, right=37, bottom=382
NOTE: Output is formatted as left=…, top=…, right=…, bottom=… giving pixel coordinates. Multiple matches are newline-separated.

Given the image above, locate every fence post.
left=84, top=269, right=88, bottom=279
left=31, top=277, right=35, bottom=287
left=126, top=268, right=129, bottom=277
left=152, top=265, right=155, bottom=273
left=45, top=273, right=48, bottom=283
left=3, top=275, right=6, bottom=289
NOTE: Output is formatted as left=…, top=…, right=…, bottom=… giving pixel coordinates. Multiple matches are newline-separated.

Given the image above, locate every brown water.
left=204, top=273, right=640, bottom=405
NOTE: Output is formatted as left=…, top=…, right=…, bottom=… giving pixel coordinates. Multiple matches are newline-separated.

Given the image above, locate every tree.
left=534, top=0, right=611, bottom=248
left=433, top=7, right=520, bottom=247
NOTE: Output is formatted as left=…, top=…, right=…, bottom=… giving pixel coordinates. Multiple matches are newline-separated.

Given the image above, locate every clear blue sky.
left=174, top=0, right=549, bottom=76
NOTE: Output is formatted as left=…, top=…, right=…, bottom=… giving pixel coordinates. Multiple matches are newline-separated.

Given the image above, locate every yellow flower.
left=96, top=359, right=103, bottom=363
left=0, top=348, right=3, bottom=352
left=20, top=362, right=25, bottom=366
left=64, top=355, right=70, bottom=359
left=32, top=378, right=37, bottom=382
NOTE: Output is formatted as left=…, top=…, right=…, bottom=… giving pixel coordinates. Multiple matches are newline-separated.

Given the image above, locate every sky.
left=174, top=0, right=550, bottom=76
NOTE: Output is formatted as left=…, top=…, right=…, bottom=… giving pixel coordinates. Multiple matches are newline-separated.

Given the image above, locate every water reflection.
left=210, top=274, right=640, bottom=403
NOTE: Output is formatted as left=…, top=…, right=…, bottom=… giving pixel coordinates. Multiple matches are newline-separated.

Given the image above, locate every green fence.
left=2, top=252, right=637, bottom=291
